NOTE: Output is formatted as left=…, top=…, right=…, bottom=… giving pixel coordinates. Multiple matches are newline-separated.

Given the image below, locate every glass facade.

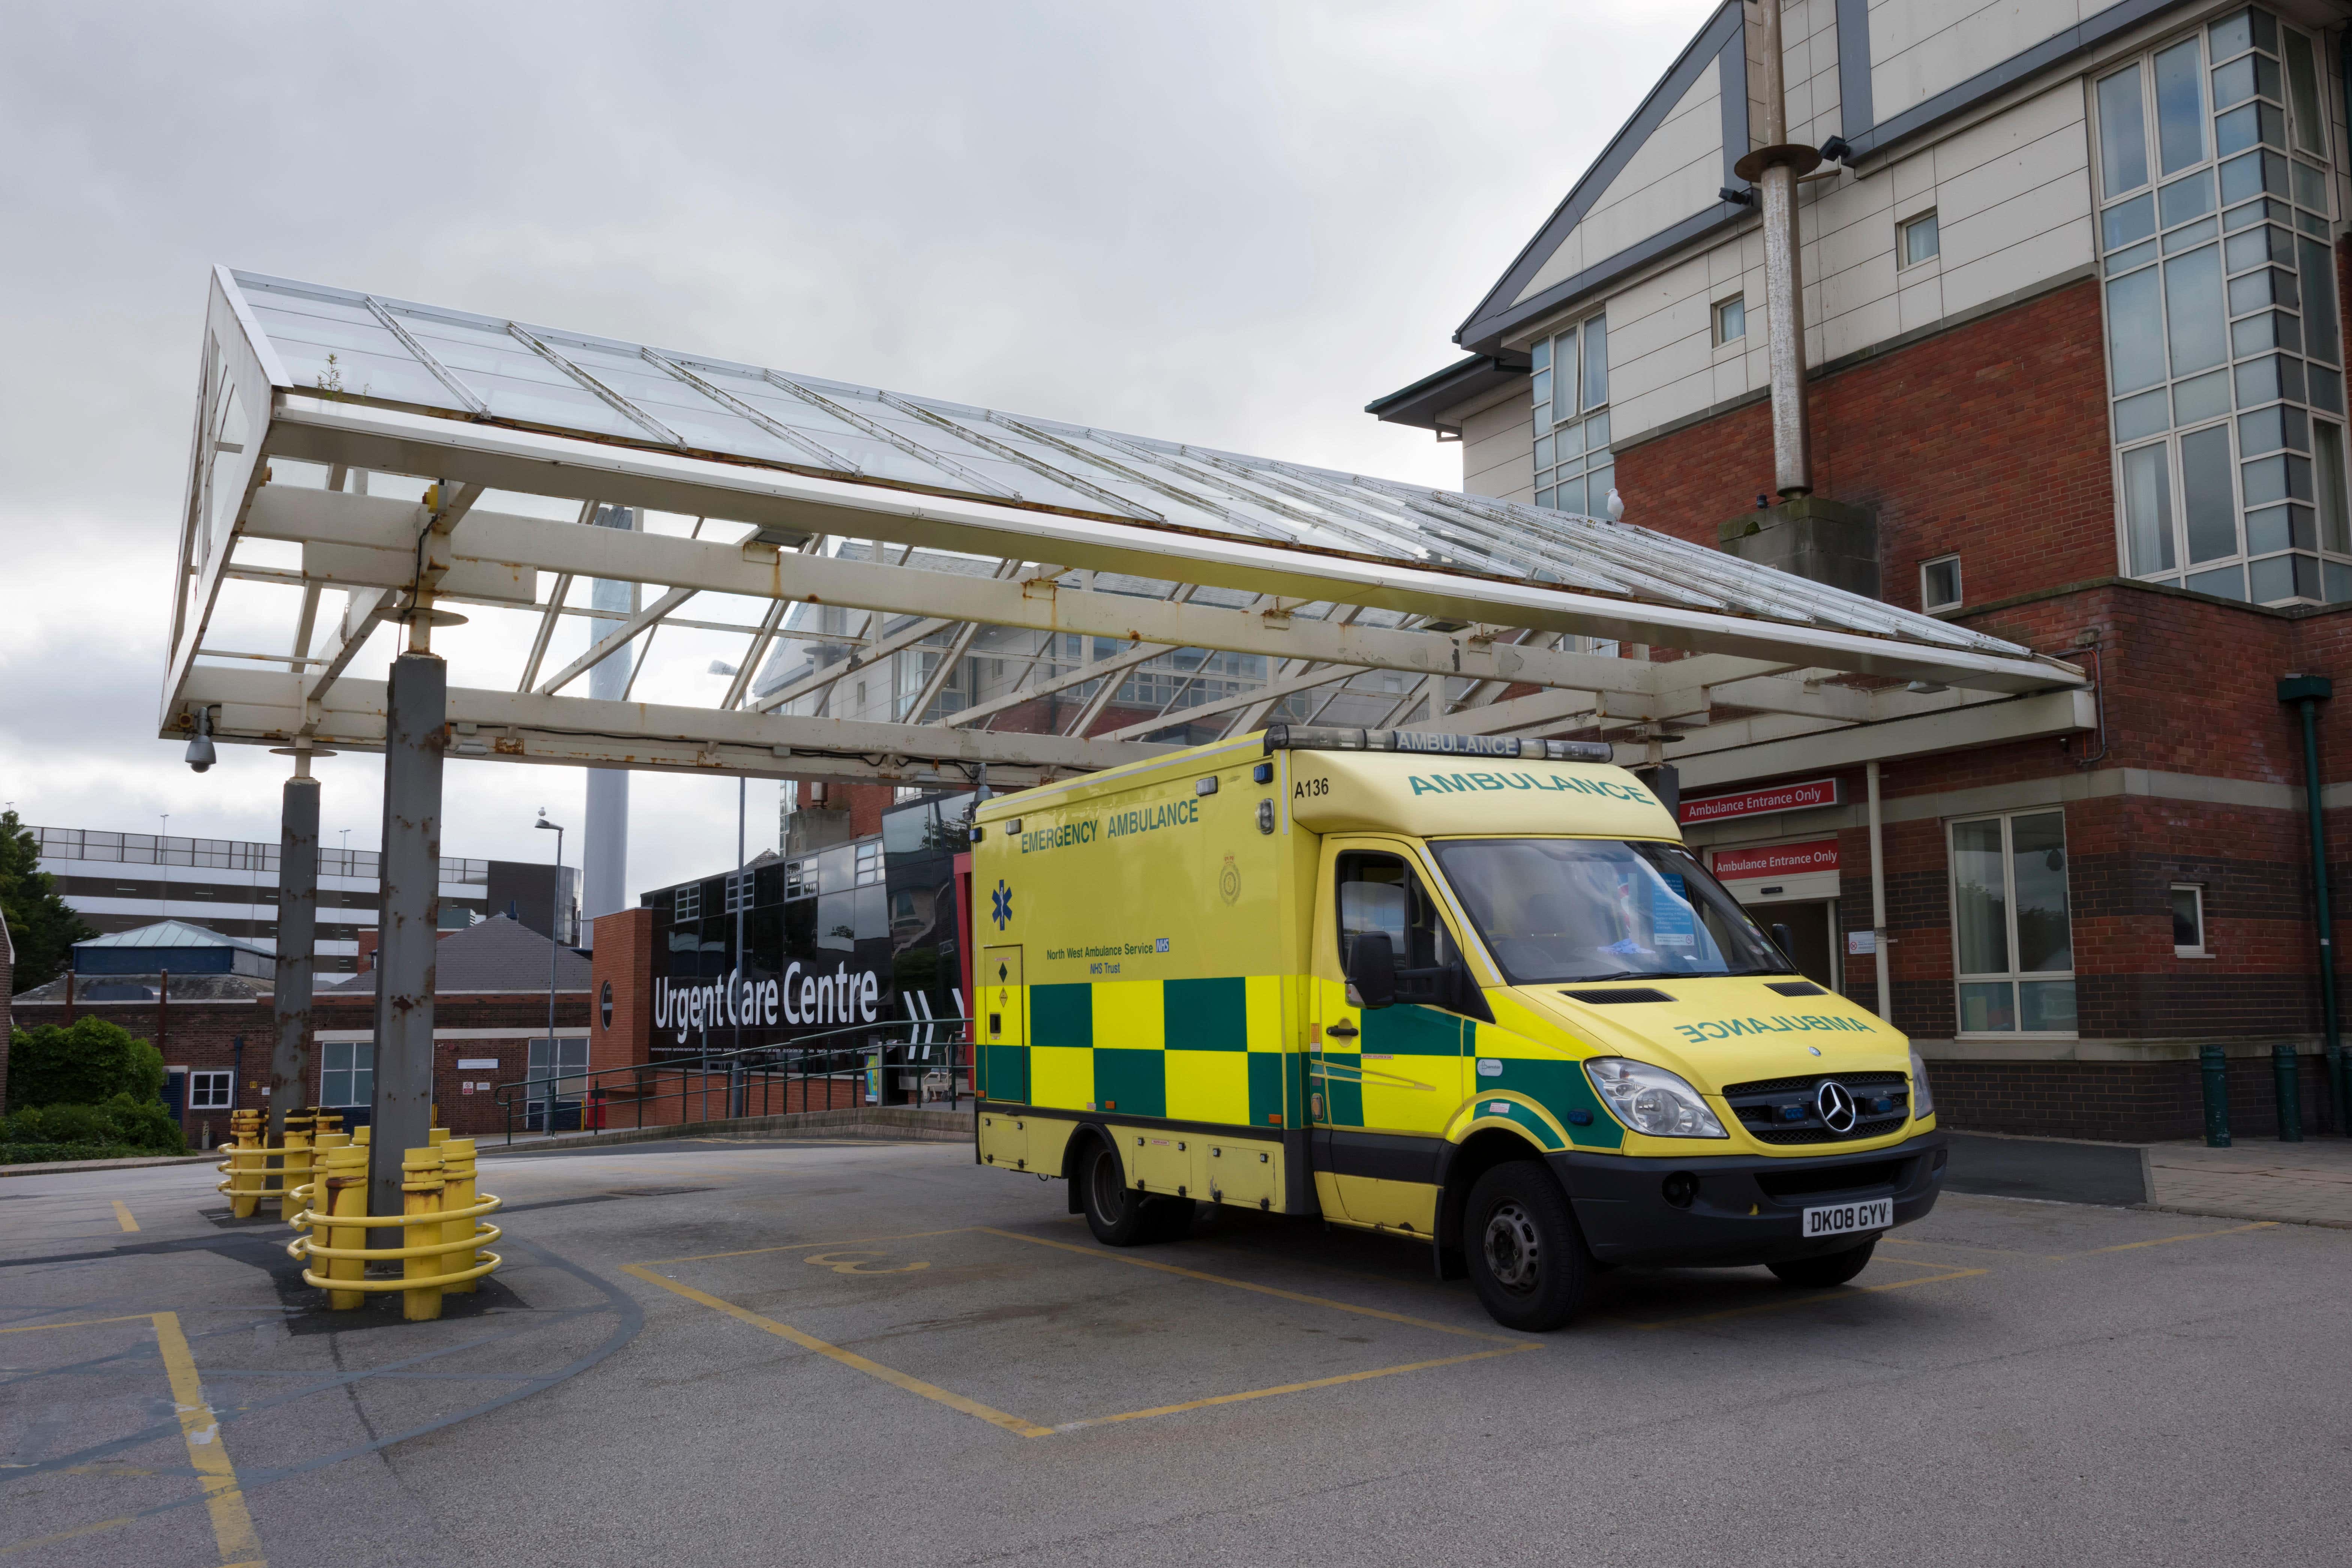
left=2096, top=8, right=2350, bottom=605
left=1531, top=314, right=1612, bottom=516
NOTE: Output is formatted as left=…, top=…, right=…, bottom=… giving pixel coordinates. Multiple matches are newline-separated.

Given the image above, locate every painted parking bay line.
left=628, top=1226, right=1540, bottom=1438
left=620, top=1262, right=1057, bottom=1438
left=112, top=1202, right=140, bottom=1233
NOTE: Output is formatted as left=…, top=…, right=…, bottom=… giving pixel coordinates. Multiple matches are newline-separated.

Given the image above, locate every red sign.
left=1679, top=777, right=1839, bottom=824
left=1711, top=838, right=1840, bottom=881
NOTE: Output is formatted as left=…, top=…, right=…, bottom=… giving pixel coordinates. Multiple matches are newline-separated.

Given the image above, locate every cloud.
left=0, top=0, right=1719, bottom=896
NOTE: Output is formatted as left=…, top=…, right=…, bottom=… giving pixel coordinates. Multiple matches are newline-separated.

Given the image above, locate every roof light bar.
left=1263, top=725, right=1613, bottom=763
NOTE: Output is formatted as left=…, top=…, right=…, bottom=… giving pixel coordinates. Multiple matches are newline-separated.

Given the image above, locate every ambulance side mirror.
left=1345, top=932, right=1397, bottom=1010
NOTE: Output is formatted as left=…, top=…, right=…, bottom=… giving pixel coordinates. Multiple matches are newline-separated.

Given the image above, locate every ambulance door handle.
left=1327, top=1021, right=1359, bottom=1039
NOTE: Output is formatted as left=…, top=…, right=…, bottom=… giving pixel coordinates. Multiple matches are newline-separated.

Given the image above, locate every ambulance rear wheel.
left=1464, top=1161, right=1590, bottom=1332
left=1081, top=1139, right=1150, bottom=1246
left=1766, top=1239, right=1875, bottom=1288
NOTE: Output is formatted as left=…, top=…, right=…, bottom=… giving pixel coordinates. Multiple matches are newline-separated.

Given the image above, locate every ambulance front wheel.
left=1464, top=1161, right=1591, bottom=1331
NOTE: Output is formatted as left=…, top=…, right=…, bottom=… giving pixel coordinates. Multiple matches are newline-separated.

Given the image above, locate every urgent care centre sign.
left=1678, top=777, right=1839, bottom=825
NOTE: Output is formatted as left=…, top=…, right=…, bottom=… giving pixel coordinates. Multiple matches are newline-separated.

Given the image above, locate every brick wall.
left=10, top=993, right=270, bottom=1150
left=1617, top=277, right=2116, bottom=612
left=1927, top=1051, right=2335, bottom=1141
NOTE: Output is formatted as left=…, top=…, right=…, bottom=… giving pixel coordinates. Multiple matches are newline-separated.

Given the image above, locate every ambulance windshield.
left=1430, top=838, right=1789, bottom=985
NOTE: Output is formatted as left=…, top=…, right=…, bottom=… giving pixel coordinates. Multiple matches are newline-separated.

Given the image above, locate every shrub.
left=1, top=1095, right=184, bottom=1155
left=6, top=1017, right=166, bottom=1111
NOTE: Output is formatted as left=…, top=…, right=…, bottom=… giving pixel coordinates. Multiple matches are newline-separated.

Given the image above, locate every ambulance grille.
left=1561, top=987, right=1676, bottom=1004
left=1722, top=1072, right=1910, bottom=1145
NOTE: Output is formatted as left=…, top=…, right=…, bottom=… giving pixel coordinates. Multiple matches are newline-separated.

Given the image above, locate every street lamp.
left=535, top=810, right=564, bottom=1131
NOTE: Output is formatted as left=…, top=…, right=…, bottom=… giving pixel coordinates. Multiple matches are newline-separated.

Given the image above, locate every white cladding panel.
left=1868, top=0, right=2100, bottom=122
left=1514, top=57, right=1723, bottom=306
left=1572, top=79, right=2091, bottom=454
left=1460, top=391, right=1536, bottom=504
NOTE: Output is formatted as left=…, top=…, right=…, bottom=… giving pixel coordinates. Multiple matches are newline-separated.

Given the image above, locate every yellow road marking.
left=153, top=1311, right=266, bottom=1567
left=112, top=1201, right=140, bottom=1233
left=977, top=1226, right=1529, bottom=1346
left=803, top=1251, right=930, bottom=1276
left=2068, top=1220, right=2278, bottom=1257
left=1635, top=1267, right=1990, bottom=1330
left=0, top=1314, right=264, bottom=1565
left=1054, top=1345, right=1539, bottom=1432
left=1883, top=1235, right=2064, bottom=1261
left=0, top=1313, right=158, bottom=1336
left=620, top=1263, right=1056, bottom=1438
left=645, top=1228, right=974, bottom=1266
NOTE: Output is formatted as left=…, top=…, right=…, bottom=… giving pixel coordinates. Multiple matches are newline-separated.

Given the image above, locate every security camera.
left=184, top=709, right=217, bottom=773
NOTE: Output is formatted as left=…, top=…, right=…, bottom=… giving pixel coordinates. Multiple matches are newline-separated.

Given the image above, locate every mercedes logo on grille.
left=1815, top=1079, right=1859, bottom=1134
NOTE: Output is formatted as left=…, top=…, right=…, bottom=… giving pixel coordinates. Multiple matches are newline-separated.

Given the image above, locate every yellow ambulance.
left=969, top=724, right=1946, bottom=1330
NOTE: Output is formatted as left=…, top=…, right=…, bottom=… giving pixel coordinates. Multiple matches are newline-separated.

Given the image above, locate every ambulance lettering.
left=1672, top=1014, right=1879, bottom=1043
left=1407, top=771, right=1652, bottom=803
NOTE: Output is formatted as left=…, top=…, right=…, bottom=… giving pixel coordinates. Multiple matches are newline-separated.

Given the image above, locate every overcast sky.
left=0, top=0, right=1716, bottom=904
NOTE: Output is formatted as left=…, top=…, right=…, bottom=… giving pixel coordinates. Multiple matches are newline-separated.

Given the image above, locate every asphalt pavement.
left=4, top=1135, right=2349, bottom=1568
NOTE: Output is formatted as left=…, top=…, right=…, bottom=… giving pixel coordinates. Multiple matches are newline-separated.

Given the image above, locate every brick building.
left=7, top=916, right=588, bottom=1145
left=1371, top=0, right=2352, bottom=1139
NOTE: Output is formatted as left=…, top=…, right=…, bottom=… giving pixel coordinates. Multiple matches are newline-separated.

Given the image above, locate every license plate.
left=1802, top=1197, right=1893, bottom=1237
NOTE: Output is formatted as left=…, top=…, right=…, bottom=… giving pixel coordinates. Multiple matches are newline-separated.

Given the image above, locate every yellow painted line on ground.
left=1053, top=1345, right=1540, bottom=1433
left=1883, top=1235, right=2064, bottom=1261
left=976, top=1226, right=1529, bottom=1346
left=1635, top=1267, right=1991, bottom=1331
left=620, top=1263, right=1057, bottom=1438
left=153, top=1311, right=266, bottom=1568
left=112, top=1201, right=140, bottom=1233
left=645, top=1228, right=976, bottom=1267
left=2067, top=1220, right=2278, bottom=1257
left=0, top=1313, right=158, bottom=1336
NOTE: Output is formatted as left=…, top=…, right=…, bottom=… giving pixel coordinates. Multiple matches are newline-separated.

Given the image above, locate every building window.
left=1949, top=811, right=2076, bottom=1034
left=725, top=871, right=750, bottom=915
left=1713, top=294, right=1746, bottom=345
left=187, top=1070, right=233, bottom=1111
left=2171, top=883, right=2208, bottom=954
left=319, top=1043, right=372, bottom=1107
left=2094, top=8, right=2349, bottom=606
left=674, top=883, right=700, bottom=921
left=1920, top=555, right=1963, bottom=611
left=1899, top=210, right=1940, bottom=267
left=854, top=841, right=884, bottom=887
left=1532, top=313, right=1610, bottom=516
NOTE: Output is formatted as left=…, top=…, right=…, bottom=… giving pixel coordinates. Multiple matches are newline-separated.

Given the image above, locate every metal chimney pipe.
left=1749, top=0, right=1815, bottom=498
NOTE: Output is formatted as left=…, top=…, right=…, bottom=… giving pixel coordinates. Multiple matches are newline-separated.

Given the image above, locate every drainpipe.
left=1738, top=0, right=1821, bottom=499
left=1867, top=762, right=1892, bottom=1022
left=2279, top=675, right=2346, bottom=1134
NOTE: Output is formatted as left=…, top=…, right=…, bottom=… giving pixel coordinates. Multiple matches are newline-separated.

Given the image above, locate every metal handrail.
left=490, top=1015, right=974, bottom=1145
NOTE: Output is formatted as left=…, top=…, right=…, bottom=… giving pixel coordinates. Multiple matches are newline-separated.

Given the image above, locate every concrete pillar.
left=370, top=652, right=445, bottom=1217
left=268, top=767, right=321, bottom=1139
left=582, top=505, right=637, bottom=944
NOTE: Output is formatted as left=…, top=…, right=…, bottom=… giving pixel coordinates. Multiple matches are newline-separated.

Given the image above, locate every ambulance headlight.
left=1584, top=1058, right=1726, bottom=1139
left=1909, top=1048, right=1935, bottom=1118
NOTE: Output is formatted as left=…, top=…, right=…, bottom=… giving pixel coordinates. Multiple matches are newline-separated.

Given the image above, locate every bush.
left=1, top=1095, right=184, bottom=1156
left=6, top=1017, right=166, bottom=1111
left=0, top=1142, right=165, bottom=1165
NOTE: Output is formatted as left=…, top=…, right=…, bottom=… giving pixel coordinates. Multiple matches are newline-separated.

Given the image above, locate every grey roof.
left=76, top=919, right=273, bottom=959
left=225, top=269, right=2035, bottom=660
left=326, top=914, right=591, bottom=995
left=12, top=973, right=268, bottom=1004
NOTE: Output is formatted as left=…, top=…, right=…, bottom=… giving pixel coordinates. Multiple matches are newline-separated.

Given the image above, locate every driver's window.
left=1336, top=851, right=1456, bottom=974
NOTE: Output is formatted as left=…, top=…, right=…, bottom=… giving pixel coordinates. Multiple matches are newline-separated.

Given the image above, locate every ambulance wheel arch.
left=1433, top=1127, right=1562, bottom=1259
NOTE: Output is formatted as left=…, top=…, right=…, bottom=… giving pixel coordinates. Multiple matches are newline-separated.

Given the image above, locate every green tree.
left=6, top=1016, right=165, bottom=1112
left=0, top=810, right=96, bottom=993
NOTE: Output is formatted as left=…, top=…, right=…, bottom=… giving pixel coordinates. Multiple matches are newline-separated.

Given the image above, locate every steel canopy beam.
left=256, top=397, right=2080, bottom=694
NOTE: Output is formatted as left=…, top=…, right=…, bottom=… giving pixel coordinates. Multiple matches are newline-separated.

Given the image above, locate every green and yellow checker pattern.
left=982, top=976, right=1297, bottom=1129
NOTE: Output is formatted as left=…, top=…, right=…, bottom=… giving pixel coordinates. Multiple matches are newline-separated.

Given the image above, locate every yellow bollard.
left=277, top=1116, right=315, bottom=1224
left=401, top=1146, right=445, bottom=1322
left=440, top=1139, right=480, bottom=1294
left=354, top=1124, right=371, bottom=1148
left=429, top=1126, right=449, bottom=1146
left=324, top=1145, right=369, bottom=1311
left=314, top=1110, right=342, bottom=1138
left=228, top=1111, right=264, bottom=1218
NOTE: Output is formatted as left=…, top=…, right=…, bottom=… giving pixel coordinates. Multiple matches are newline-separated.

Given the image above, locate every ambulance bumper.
left=1547, top=1130, right=1947, bottom=1268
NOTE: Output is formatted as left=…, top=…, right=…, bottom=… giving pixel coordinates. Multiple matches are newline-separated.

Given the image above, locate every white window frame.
left=675, top=883, right=701, bottom=921
left=318, top=1042, right=373, bottom=1107
left=186, top=1069, right=233, bottom=1111
left=1531, top=313, right=1611, bottom=516
left=1713, top=294, right=1746, bottom=346
left=1920, top=553, right=1963, bottom=612
left=1947, top=809, right=2078, bottom=1038
left=1899, top=209, right=1940, bottom=268
left=2171, top=881, right=2210, bottom=955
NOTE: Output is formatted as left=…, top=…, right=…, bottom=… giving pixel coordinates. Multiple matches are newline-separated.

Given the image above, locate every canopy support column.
left=369, top=651, right=445, bottom=1217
